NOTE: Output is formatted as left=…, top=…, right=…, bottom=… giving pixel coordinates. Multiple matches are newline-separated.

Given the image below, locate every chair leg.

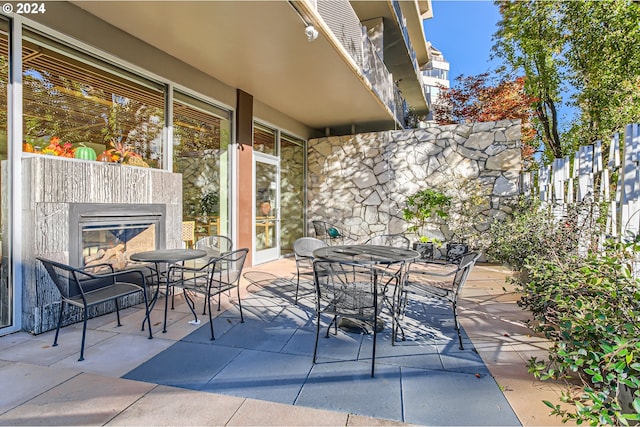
left=313, top=313, right=321, bottom=364
left=371, top=318, right=377, bottom=378
left=142, top=287, right=153, bottom=340
left=236, top=285, right=244, bottom=323
left=207, top=294, right=215, bottom=341
left=53, top=301, right=64, bottom=347
left=325, top=315, right=337, bottom=338
left=452, top=301, right=464, bottom=350
left=295, top=271, right=300, bottom=305
left=115, top=298, right=122, bottom=327
left=182, top=288, right=199, bottom=324
left=79, top=309, right=88, bottom=361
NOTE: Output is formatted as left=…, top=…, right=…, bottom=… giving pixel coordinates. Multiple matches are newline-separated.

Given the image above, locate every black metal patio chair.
left=312, top=259, right=380, bottom=377
left=363, top=233, right=410, bottom=248
left=36, top=257, right=153, bottom=361
left=312, top=220, right=355, bottom=245
left=167, top=248, right=249, bottom=340
left=400, top=252, right=480, bottom=349
left=293, top=237, right=327, bottom=304
left=195, top=234, right=233, bottom=259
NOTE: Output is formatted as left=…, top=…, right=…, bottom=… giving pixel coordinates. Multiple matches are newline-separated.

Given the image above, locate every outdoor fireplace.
left=69, top=203, right=166, bottom=269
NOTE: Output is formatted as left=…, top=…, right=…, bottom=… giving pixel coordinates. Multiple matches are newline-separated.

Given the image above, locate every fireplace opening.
left=69, top=204, right=166, bottom=269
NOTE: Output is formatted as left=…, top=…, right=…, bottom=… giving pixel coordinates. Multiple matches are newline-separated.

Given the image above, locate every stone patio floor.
left=0, top=258, right=572, bottom=426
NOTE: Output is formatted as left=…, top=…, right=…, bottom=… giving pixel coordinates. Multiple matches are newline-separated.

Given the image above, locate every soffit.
left=350, top=1, right=428, bottom=115
left=71, top=1, right=396, bottom=133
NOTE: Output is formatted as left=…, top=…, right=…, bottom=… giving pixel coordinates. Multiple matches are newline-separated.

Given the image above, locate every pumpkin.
left=74, top=143, right=97, bottom=160
left=96, top=151, right=113, bottom=162
left=22, top=142, right=34, bottom=153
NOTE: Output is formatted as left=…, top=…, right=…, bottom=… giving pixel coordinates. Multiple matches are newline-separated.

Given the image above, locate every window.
left=173, top=91, right=231, bottom=239
left=253, top=123, right=277, bottom=156
left=21, top=30, right=165, bottom=168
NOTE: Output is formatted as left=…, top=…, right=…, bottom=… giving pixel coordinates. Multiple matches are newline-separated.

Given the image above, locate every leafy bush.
left=402, top=188, right=451, bottom=239
left=521, top=240, right=640, bottom=425
left=486, top=197, right=581, bottom=270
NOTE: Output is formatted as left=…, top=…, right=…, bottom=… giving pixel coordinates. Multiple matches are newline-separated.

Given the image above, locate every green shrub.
left=522, top=240, right=640, bottom=425
left=486, top=197, right=581, bottom=271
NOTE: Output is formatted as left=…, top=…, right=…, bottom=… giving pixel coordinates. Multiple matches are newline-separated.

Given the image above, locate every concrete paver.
left=0, top=258, right=571, bottom=426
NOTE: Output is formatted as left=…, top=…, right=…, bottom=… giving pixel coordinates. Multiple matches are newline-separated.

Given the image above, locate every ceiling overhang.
left=71, top=1, right=399, bottom=135
left=350, top=0, right=429, bottom=117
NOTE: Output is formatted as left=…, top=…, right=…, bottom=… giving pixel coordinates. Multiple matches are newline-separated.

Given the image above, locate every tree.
left=492, top=0, right=640, bottom=162
left=560, top=1, right=640, bottom=150
left=433, top=73, right=538, bottom=165
left=492, top=0, right=565, bottom=161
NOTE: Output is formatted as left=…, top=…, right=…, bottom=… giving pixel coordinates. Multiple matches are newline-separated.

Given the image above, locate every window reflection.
left=173, top=92, right=231, bottom=241
left=21, top=31, right=164, bottom=168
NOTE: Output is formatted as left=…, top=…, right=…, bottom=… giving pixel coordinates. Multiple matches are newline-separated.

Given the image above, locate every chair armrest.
left=80, top=263, right=115, bottom=274
left=167, top=262, right=210, bottom=274
left=407, top=264, right=457, bottom=279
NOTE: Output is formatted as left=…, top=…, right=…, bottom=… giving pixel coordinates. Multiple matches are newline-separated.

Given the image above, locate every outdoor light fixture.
left=305, top=25, right=318, bottom=42
left=289, top=1, right=319, bottom=42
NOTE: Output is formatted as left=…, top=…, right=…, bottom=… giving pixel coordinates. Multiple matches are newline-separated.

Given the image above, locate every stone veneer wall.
left=307, top=120, right=522, bottom=244
left=22, top=156, right=183, bottom=334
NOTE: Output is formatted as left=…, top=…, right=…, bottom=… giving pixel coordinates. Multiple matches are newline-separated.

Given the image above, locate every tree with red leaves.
left=432, top=73, right=538, bottom=166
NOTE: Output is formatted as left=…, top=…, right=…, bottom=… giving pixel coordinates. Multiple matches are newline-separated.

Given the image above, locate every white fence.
left=521, top=123, right=640, bottom=240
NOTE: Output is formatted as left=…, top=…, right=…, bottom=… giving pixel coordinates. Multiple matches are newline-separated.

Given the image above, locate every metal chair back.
left=173, top=248, right=249, bottom=340
left=312, top=220, right=347, bottom=245
left=402, top=252, right=480, bottom=349
left=312, top=259, right=379, bottom=377
left=364, top=233, right=410, bottom=248
left=292, top=237, right=328, bottom=303
left=195, top=234, right=233, bottom=258
left=36, top=257, right=152, bottom=360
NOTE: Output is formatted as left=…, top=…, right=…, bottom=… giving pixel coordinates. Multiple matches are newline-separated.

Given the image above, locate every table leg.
left=141, top=262, right=162, bottom=332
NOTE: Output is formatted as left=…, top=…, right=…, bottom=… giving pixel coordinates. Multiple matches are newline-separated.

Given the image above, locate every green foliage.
left=493, top=0, right=640, bottom=161
left=519, top=238, right=640, bottom=425
left=401, top=188, right=451, bottom=238
left=486, top=197, right=580, bottom=271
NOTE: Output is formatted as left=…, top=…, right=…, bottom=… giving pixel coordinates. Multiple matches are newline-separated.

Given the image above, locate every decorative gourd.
left=74, top=143, right=97, bottom=160
left=22, top=142, right=34, bottom=153
left=96, top=151, right=113, bottom=162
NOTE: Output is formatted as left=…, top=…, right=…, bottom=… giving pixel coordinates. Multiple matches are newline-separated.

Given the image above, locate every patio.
left=0, top=258, right=568, bottom=426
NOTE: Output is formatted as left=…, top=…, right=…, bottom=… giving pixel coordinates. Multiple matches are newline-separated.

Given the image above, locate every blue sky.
left=423, top=1, right=501, bottom=82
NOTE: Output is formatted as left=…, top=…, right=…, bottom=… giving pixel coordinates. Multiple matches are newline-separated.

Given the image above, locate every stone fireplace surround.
left=22, top=156, right=182, bottom=334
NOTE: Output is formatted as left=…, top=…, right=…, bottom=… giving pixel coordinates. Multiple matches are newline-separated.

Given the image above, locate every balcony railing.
left=316, top=0, right=407, bottom=127
left=391, top=0, right=419, bottom=73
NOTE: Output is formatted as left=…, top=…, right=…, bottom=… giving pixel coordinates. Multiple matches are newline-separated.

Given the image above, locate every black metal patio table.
left=312, top=244, right=419, bottom=265
left=312, top=244, right=419, bottom=339
left=130, top=248, right=207, bottom=333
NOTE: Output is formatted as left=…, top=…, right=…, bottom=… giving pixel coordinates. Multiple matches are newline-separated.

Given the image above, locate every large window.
left=21, top=31, right=165, bottom=167
left=173, top=92, right=231, bottom=240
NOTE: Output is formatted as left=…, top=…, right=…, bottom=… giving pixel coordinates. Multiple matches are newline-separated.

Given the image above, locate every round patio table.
left=130, top=248, right=207, bottom=333
left=312, top=244, right=419, bottom=336
left=312, top=244, right=419, bottom=265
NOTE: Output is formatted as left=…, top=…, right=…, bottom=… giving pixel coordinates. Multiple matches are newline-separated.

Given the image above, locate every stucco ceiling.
left=72, top=1, right=399, bottom=134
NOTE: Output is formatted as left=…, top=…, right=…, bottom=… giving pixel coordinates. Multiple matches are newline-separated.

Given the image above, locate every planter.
left=412, top=242, right=434, bottom=261
left=446, top=242, right=468, bottom=263
left=617, top=384, right=639, bottom=425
